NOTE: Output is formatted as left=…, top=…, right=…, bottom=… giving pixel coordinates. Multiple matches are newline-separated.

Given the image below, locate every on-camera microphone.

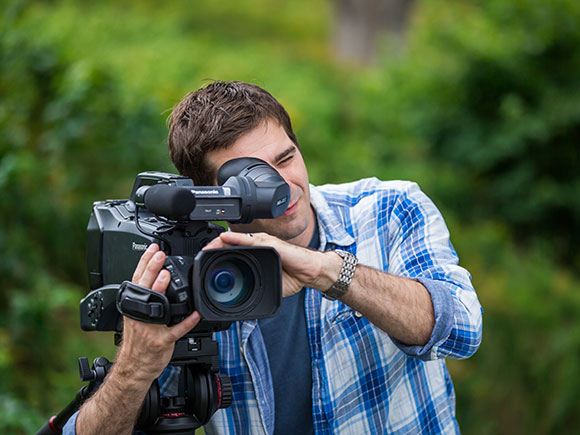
left=143, top=185, right=196, bottom=219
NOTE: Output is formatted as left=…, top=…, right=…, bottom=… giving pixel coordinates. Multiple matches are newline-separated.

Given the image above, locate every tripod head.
left=136, top=331, right=233, bottom=434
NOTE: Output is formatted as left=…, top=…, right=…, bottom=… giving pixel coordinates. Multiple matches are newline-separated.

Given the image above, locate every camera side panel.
left=87, top=201, right=157, bottom=289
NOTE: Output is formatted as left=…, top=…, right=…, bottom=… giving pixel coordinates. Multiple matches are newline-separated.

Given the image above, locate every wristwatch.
left=322, top=250, right=358, bottom=301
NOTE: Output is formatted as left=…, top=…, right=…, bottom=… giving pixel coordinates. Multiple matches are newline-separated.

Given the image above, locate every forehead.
left=208, top=120, right=295, bottom=173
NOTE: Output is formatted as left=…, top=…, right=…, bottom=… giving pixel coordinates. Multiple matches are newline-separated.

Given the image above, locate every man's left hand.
left=202, top=232, right=332, bottom=297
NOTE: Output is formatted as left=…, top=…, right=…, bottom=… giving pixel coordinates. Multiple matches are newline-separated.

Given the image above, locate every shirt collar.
left=309, top=184, right=355, bottom=249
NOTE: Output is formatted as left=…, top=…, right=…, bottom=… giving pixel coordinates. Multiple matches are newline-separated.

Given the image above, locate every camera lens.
left=205, top=259, right=255, bottom=306
left=194, top=247, right=281, bottom=321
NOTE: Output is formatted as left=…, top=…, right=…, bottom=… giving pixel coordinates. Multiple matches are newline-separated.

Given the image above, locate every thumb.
left=168, top=311, right=202, bottom=341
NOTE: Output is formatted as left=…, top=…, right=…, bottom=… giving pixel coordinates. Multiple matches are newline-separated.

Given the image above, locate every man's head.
left=168, top=81, right=315, bottom=247
left=168, top=81, right=299, bottom=187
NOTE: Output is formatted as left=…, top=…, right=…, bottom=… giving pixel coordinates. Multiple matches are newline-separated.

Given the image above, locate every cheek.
left=282, top=164, right=309, bottom=189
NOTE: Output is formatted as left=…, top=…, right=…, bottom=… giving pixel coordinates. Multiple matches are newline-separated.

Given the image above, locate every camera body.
left=81, top=157, right=289, bottom=334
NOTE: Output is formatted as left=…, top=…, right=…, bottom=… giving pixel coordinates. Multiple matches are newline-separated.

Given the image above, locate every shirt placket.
left=239, top=319, right=274, bottom=435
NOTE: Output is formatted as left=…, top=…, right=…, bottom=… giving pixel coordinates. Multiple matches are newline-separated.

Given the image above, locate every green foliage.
left=350, top=0, right=580, bottom=264
left=0, top=15, right=167, bottom=432
left=1, top=0, right=579, bottom=433
left=426, top=0, right=580, bottom=262
left=449, top=222, right=580, bottom=434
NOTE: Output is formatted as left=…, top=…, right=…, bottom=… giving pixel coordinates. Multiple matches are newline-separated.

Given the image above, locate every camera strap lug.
left=117, top=281, right=171, bottom=324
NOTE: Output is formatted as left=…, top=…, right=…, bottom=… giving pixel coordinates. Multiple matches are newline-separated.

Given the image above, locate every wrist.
left=115, top=342, right=166, bottom=385
left=113, top=353, right=157, bottom=389
left=77, top=349, right=153, bottom=435
left=310, top=251, right=344, bottom=291
left=317, top=250, right=359, bottom=301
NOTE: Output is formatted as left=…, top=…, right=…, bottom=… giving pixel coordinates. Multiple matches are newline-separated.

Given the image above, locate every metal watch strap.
left=322, top=250, right=358, bottom=301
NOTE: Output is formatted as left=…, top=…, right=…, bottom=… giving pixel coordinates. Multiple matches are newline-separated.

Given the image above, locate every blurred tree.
left=422, top=0, right=580, bottom=266
left=348, top=0, right=580, bottom=266
left=331, top=0, right=415, bottom=64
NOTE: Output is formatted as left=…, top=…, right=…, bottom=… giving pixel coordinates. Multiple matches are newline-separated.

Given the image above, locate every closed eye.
left=278, top=155, right=294, bottom=166
left=273, top=145, right=297, bottom=166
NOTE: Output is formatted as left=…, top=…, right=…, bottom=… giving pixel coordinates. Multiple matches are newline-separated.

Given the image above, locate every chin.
left=274, top=221, right=310, bottom=242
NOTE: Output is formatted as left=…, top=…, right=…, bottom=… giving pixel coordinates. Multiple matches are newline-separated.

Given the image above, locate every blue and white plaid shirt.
left=64, top=177, right=482, bottom=434
left=198, top=178, right=483, bottom=434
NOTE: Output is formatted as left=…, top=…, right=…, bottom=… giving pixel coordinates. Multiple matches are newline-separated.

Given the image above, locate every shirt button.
left=354, top=311, right=363, bottom=318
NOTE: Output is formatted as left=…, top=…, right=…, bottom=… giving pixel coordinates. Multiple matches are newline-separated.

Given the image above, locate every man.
left=66, top=81, right=482, bottom=434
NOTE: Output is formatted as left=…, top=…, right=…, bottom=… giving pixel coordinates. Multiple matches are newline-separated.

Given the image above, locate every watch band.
left=322, top=250, right=358, bottom=301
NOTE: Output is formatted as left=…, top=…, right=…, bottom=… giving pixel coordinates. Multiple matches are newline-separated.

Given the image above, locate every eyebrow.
left=273, top=145, right=297, bottom=164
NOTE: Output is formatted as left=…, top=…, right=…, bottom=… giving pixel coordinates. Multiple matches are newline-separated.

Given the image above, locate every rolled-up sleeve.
left=386, top=182, right=483, bottom=360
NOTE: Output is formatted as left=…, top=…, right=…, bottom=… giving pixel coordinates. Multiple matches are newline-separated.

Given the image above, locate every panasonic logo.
left=132, top=242, right=149, bottom=251
left=192, top=189, right=220, bottom=195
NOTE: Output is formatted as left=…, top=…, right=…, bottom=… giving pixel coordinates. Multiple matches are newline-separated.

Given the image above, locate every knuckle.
left=142, top=331, right=169, bottom=353
left=138, top=251, right=152, bottom=264
left=150, top=339, right=167, bottom=353
left=144, top=260, right=162, bottom=276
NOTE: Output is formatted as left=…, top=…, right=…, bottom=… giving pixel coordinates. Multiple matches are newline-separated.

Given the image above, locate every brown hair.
left=168, top=81, right=299, bottom=186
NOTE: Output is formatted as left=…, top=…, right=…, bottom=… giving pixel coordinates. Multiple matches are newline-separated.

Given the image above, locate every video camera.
left=82, top=156, right=288, bottom=332
left=36, top=157, right=288, bottom=435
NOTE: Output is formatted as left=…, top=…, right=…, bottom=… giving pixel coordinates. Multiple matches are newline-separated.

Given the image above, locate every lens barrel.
left=193, top=247, right=281, bottom=321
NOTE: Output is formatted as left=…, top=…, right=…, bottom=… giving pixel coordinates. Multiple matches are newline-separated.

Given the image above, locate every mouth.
left=283, top=200, right=299, bottom=216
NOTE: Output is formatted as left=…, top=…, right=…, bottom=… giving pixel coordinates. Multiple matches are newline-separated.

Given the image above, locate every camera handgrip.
left=117, top=281, right=172, bottom=324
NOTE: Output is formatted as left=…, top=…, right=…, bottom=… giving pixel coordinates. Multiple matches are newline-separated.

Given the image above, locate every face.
left=206, top=120, right=315, bottom=248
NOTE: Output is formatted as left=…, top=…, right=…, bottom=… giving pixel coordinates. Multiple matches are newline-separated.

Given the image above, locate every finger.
left=168, top=311, right=202, bottom=340
left=138, top=250, right=166, bottom=288
left=223, top=232, right=287, bottom=254
left=218, top=231, right=258, bottom=246
left=132, top=243, right=159, bottom=281
left=151, top=269, right=171, bottom=294
left=203, top=237, right=233, bottom=250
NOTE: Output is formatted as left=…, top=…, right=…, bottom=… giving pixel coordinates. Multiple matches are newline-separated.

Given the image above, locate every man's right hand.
left=116, top=243, right=201, bottom=381
left=76, top=243, right=201, bottom=435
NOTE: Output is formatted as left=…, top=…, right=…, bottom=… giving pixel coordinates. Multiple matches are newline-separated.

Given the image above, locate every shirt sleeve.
left=62, top=410, right=79, bottom=435
left=385, top=182, right=483, bottom=361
